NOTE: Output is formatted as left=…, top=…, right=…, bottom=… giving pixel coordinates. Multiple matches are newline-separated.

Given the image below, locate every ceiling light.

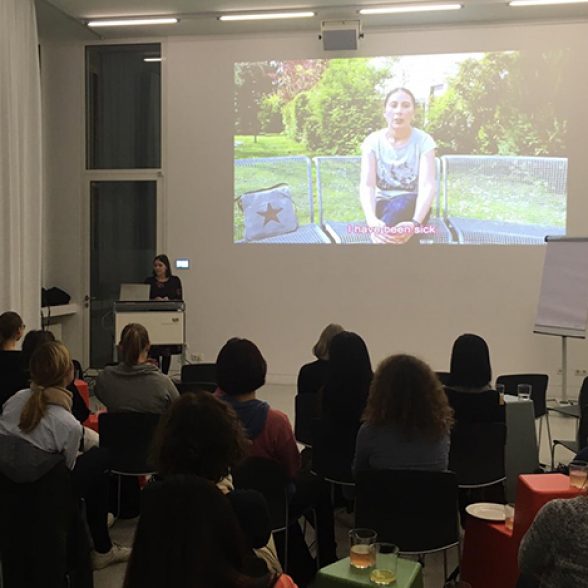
left=144, top=58, right=163, bottom=62
left=218, top=11, right=315, bottom=21
left=509, top=0, right=588, bottom=5
left=87, top=17, right=179, bottom=28
left=359, top=3, right=462, bottom=14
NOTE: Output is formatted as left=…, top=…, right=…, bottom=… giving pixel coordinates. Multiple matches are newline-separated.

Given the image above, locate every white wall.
left=42, top=20, right=588, bottom=394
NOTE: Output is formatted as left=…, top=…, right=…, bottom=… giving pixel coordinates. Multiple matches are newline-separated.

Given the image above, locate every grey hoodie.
left=95, top=363, right=179, bottom=414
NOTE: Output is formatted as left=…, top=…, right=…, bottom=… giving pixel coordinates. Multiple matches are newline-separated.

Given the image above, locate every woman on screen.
left=144, top=254, right=183, bottom=374
left=360, top=87, right=437, bottom=244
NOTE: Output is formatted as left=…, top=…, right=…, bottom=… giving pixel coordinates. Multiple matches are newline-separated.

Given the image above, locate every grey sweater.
left=353, top=422, right=450, bottom=474
left=95, top=363, right=179, bottom=414
left=518, top=496, right=588, bottom=587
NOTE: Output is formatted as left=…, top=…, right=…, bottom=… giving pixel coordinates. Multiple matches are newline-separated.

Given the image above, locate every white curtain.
left=0, top=0, right=42, bottom=329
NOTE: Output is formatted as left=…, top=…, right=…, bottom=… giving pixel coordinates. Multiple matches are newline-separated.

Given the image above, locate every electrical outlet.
left=191, top=352, right=204, bottom=362
left=557, top=368, right=563, bottom=375
left=575, top=369, right=588, bottom=376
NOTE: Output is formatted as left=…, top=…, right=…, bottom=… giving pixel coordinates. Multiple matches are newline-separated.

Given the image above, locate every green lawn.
left=233, top=135, right=566, bottom=241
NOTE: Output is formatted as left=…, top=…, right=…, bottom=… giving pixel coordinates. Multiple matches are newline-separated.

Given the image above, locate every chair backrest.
left=436, top=371, right=451, bottom=385
left=72, top=359, right=83, bottom=380
left=496, top=373, right=549, bottom=418
left=449, top=422, right=506, bottom=486
left=294, top=394, right=321, bottom=447
left=232, top=457, right=289, bottom=532
left=0, top=461, right=81, bottom=588
left=444, top=387, right=506, bottom=425
left=355, top=469, right=459, bottom=553
left=181, top=362, right=217, bottom=385
left=311, top=418, right=355, bottom=484
left=98, top=412, right=161, bottom=474
left=578, top=376, right=588, bottom=450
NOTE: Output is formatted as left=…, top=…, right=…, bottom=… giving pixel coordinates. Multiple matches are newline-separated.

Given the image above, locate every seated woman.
left=95, top=323, right=179, bottom=413
left=320, top=331, right=372, bottom=466
left=353, top=354, right=453, bottom=473
left=0, top=311, right=28, bottom=409
left=0, top=341, right=129, bottom=569
left=445, top=333, right=505, bottom=424
left=21, top=330, right=89, bottom=424
left=151, top=391, right=281, bottom=574
left=517, top=492, right=588, bottom=587
left=123, top=475, right=297, bottom=588
left=215, top=338, right=337, bottom=576
left=296, top=323, right=343, bottom=396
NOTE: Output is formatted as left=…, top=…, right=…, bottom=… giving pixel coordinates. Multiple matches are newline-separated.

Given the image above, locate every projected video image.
left=234, top=51, right=569, bottom=245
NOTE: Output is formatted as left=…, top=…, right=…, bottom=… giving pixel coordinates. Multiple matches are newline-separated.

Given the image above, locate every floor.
left=93, top=383, right=581, bottom=588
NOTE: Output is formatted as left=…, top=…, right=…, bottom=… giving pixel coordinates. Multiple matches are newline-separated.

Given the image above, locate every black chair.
left=355, top=469, right=460, bottom=580
left=496, top=373, right=551, bottom=448
left=445, top=387, right=506, bottom=425
left=551, top=376, right=588, bottom=467
left=181, top=362, right=217, bottom=392
left=294, top=394, right=320, bottom=447
left=98, top=412, right=161, bottom=517
left=449, top=422, right=506, bottom=488
left=436, top=371, right=452, bottom=386
left=310, top=418, right=355, bottom=488
left=232, top=456, right=309, bottom=572
left=0, top=459, right=92, bottom=588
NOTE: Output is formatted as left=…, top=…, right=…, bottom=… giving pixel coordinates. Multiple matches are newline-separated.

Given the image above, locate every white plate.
left=465, top=502, right=506, bottom=522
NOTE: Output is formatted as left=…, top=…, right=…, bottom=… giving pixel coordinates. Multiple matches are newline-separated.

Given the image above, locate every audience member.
left=22, top=330, right=90, bottom=424
left=123, top=475, right=297, bottom=588
left=354, top=354, right=454, bottom=473
left=321, top=331, right=372, bottom=457
left=152, top=391, right=281, bottom=573
left=216, top=338, right=337, bottom=573
left=296, top=323, right=343, bottom=396
left=445, top=333, right=504, bottom=424
left=0, top=340, right=129, bottom=569
left=95, top=323, right=178, bottom=413
left=0, top=311, right=28, bottom=409
left=518, top=491, right=588, bottom=587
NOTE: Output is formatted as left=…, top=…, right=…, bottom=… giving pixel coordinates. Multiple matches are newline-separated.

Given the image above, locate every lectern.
left=113, top=300, right=185, bottom=360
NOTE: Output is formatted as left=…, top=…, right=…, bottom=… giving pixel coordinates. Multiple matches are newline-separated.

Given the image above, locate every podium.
left=113, top=301, right=186, bottom=359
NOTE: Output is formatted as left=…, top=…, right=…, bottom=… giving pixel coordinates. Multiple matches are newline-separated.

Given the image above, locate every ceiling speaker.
left=320, top=20, right=361, bottom=51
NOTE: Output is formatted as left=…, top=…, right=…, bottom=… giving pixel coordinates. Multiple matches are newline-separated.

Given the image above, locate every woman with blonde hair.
left=297, top=323, right=343, bottom=396
left=0, top=341, right=130, bottom=569
left=95, top=322, right=178, bottom=413
left=353, top=354, right=453, bottom=473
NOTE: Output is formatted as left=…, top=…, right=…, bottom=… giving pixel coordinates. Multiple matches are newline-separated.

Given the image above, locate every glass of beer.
left=370, top=543, right=399, bottom=585
left=569, top=461, right=588, bottom=489
left=349, top=528, right=377, bottom=569
left=517, top=384, right=532, bottom=401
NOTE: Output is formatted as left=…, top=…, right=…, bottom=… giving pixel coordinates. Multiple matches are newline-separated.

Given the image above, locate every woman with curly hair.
left=353, top=354, right=453, bottom=473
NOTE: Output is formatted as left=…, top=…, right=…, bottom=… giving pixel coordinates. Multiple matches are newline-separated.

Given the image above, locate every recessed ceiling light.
left=87, top=17, right=179, bottom=28
left=359, top=3, right=462, bottom=14
left=509, top=0, right=588, bottom=5
left=218, top=11, right=315, bottom=21
left=144, top=57, right=163, bottom=62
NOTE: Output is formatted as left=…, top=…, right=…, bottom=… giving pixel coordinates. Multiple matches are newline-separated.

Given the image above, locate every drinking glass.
left=517, top=384, right=532, bottom=401
left=569, top=461, right=588, bottom=489
left=370, top=543, right=399, bottom=585
left=349, top=528, right=377, bottom=569
left=496, top=383, right=505, bottom=405
left=504, top=503, right=515, bottom=532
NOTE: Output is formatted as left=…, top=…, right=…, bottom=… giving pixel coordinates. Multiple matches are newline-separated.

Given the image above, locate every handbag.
left=239, top=183, right=298, bottom=241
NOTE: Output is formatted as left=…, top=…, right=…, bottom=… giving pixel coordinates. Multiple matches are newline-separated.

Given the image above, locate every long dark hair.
left=449, top=333, right=492, bottom=388
left=364, top=354, right=453, bottom=440
left=322, top=331, right=372, bottom=426
left=123, top=475, right=276, bottom=588
left=152, top=254, right=172, bottom=278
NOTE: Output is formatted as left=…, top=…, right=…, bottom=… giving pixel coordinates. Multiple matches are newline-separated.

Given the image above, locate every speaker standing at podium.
left=144, top=254, right=183, bottom=374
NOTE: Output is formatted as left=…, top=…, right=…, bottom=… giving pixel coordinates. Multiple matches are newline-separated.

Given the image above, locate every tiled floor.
left=93, top=383, right=582, bottom=588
